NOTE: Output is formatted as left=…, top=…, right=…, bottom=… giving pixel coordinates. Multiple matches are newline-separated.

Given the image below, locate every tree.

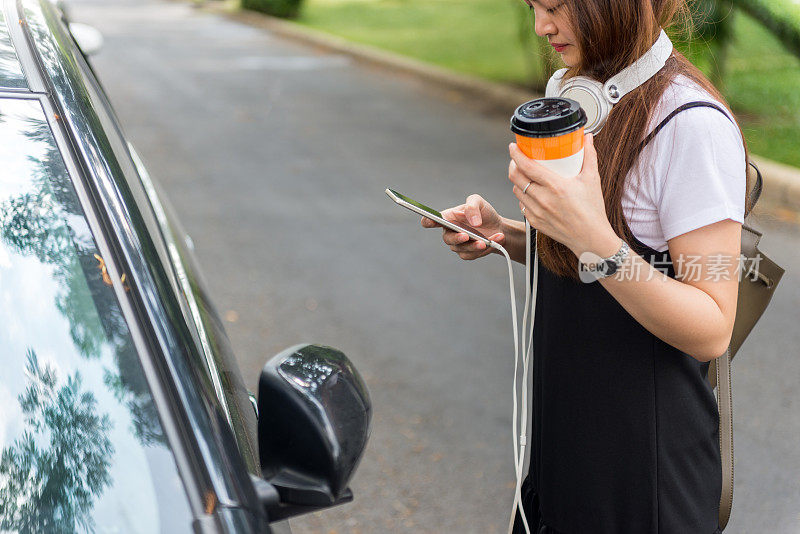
left=685, top=0, right=735, bottom=87
left=0, top=107, right=167, bottom=446
left=0, top=350, right=115, bottom=533
left=730, top=0, right=800, bottom=60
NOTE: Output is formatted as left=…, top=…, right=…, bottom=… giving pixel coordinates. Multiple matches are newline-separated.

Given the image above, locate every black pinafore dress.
left=512, top=229, right=722, bottom=534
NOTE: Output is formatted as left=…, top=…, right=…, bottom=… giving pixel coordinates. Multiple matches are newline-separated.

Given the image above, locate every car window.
left=0, top=9, right=27, bottom=89
left=0, top=97, right=193, bottom=533
left=20, top=0, right=259, bottom=512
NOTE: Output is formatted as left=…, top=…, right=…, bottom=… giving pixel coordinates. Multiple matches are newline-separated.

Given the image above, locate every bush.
left=683, top=0, right=736, bottom=86
left=242, top=0, right=303, bottom=19
left=731, top=0, right=800, bottom=59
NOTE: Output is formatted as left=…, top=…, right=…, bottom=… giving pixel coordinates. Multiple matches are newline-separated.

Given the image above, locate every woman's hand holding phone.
left=421, top=194, right=507, bottom=261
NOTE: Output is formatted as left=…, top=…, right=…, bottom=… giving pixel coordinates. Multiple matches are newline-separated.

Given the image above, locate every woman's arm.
left=508, top=133, right=741, bottom=363
left=575, top=219, right=741, bottom=362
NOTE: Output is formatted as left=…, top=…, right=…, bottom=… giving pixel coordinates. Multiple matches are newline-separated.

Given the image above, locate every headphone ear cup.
left=559, top=78, right=611, bottom=134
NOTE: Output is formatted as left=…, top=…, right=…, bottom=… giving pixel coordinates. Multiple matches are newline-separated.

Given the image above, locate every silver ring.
left=522, top=181, right=532, bottom=195
left=521, top=207, right=526, bottom=215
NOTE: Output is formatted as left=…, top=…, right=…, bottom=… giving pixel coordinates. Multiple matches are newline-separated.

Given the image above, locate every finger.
left=441, top=206, right=466, bottom=223
left=512, top=184, right=542, bottom=207
left=508, top=143, right=556, bottom=187
left=457, top=251, right=489, bottom=261
left=580, top=133, right=599, bottom=177
left=443, top=230, right=470, bottom=246
left=421, top=216, right=441, bottom=228
left=508, top=159, right=533, bottom=191
left=517, top=194, right=537, bottom=222
left=452, top=241, right=493, bottom=258
left=488, top=232, right=506, bottom=245
left=449, top=238, right=488, bottom=253
left=464, top=194, right=483, bottom=227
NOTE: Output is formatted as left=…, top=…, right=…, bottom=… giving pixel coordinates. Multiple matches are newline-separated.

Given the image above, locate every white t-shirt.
left=622, top=74, right=747, bottom=253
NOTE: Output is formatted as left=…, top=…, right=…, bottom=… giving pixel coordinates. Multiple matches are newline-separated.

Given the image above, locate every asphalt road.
left=69, top=0, right=800, bottom=532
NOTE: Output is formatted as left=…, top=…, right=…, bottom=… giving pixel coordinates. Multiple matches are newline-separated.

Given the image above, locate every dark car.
left=0, top=0, right=371, bottom=532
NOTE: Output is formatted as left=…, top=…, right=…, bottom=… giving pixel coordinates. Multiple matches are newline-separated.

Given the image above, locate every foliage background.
left=240, top=0, right=800, bottom=167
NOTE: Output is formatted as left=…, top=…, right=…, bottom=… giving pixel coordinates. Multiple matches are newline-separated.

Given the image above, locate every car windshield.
left=0, top=98, right=193, bottom=533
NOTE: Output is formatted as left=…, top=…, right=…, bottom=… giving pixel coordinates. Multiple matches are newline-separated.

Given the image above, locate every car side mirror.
left=69, top=23, right=104, bottom=56
left=254, top=344, right=371, bottom=522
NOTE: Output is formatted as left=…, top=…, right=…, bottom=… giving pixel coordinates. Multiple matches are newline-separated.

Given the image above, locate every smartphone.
left=385, top=188, right=496, bottom=248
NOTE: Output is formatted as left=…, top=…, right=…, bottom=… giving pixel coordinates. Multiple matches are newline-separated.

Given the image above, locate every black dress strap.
left=638, top=100, right=762, bottom=217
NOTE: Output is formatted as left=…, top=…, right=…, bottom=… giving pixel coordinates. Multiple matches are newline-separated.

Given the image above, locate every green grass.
left=722, top=13, right=800, bottom=166
left=292, top=0, right=800, bottom=167
left=294, top=0, right=545, bottom=85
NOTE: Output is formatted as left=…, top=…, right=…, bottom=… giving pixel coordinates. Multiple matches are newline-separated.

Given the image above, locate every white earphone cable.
left=492, top=220, right=538, bottom=534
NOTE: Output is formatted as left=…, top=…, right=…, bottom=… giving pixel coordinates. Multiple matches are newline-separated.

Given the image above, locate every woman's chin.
left=561, top=54, right=578, bottom=68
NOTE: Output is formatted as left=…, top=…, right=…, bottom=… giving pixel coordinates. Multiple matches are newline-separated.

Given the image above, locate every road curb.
left=204, top=2, right=800, bottom=225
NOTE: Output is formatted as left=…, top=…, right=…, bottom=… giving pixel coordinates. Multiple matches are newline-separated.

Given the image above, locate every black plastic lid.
left=510, top=97, right=587, bottom=138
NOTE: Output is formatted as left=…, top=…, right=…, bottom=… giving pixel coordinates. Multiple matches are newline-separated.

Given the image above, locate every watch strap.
left=597, top=239, right=629, bottom=278
left=607, top=239, right=629, bottom=267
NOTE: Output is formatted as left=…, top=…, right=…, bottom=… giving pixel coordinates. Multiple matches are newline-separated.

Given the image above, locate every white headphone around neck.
left=545, top=29, right=674, bottom=134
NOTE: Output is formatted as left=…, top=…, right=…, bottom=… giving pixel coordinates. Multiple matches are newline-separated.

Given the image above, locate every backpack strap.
left=639, top=101, right=762, bottom=218
left=641, top=100, right=742, bottom=530
left=717, top=348, right=734, bottom=530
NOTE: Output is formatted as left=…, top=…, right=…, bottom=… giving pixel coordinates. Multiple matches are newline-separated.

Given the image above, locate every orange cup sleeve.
left=515, top=128, right=585, bottom=160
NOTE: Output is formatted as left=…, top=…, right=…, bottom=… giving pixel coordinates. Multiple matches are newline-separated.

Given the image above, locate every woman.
left=421, top=1, right=748, bottom=533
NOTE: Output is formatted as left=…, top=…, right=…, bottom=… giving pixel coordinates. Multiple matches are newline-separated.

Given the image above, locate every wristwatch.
left=594, top=239, right=630, bottom=279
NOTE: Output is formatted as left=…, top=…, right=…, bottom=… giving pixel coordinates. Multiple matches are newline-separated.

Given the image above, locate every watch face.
left=604, top=259, right=618, bottom=276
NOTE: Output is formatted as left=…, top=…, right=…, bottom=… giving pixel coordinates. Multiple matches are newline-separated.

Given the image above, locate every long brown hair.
left=536, top=0, right=750, bottom=280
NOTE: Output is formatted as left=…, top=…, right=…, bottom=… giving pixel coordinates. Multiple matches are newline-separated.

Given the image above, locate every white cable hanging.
left=492, top=220, right=538, bottom=534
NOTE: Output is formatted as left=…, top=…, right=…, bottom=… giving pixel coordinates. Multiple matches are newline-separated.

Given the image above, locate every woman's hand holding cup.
left=421, top=194, right=506, bottom=261
left=509, top=133, right=616, bottom=257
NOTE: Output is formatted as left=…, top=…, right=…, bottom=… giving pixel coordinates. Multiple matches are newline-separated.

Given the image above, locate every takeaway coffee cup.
left=510, top=97, right=588, bottom=178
